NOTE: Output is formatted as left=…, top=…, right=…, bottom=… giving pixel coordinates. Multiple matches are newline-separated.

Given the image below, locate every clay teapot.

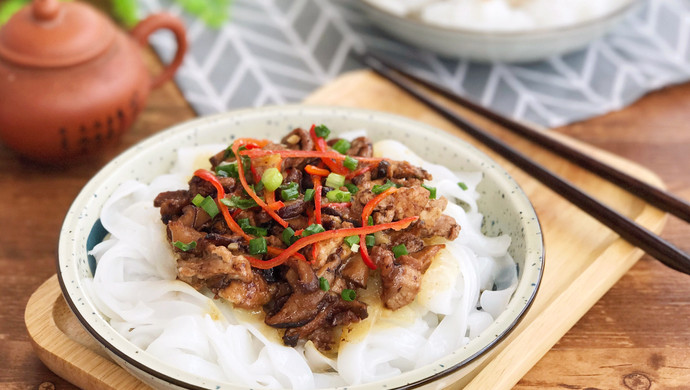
left=0, top=0, right=187, bottom=162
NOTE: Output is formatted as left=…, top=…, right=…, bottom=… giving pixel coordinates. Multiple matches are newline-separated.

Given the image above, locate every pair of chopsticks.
left=355, top=51, right=690, bottom=276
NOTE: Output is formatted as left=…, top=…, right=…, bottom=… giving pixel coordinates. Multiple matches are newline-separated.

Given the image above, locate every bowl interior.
left=58, top=105, right=543, bottom=390
left=356, top=0, right=638, bottom=61
left=358, top=0, right=637, bottom=36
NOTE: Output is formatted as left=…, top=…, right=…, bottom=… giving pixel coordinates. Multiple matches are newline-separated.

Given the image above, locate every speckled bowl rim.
left=358, top=0, right=639, bottom=37
left=57, top=105, right=544, bottom=390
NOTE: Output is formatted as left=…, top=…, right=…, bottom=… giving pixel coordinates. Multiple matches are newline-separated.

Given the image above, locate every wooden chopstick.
left=355, top=51, right=690, bottom=275
left=362, top=53, right=690, bottom=224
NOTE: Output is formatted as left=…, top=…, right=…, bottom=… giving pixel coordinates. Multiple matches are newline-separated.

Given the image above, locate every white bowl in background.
left=358, top=0, right=639, bottom=62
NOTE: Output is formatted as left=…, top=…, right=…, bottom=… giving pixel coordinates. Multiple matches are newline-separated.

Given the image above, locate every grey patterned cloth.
left=140, top=0, right=690, bottom=128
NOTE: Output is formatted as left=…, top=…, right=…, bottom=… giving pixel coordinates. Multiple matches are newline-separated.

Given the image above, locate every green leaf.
left=111, top=0, right=139, bottom=27
left=0, top=0, right=27, bottom=24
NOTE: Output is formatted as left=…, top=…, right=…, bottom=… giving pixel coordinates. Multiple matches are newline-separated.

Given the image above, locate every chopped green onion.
left=319, top=277, right=330, bottom=291
left=372, top=180, right=395, bottom=195
left=392, top=244, right=408, bottom=258
left=193, top=195, right=219, bottom=218
left=248, top=237, right=267, bottom=255
left=326, top=189, right=351, bottom=203
left=252, top=180, right=265, bottom=194
left=332, top=139, right=351, bottom=154
left=192, top=193, right=205, bottom=206
left=458, top=182, right=468, bottom=191
left=238, top=146, right=252, bottom=176
left=314, top=124, right=331, bottom=139
left=302, top=223, right=325, bottom=237
left=341, top=289, right=356, bottom=301
left=365, top=234, right=375, bottom=247
left=173, top=240, right=196, bottom=251
left=220, top=196, right=258, bottom=210
left=421, top=184, right=437, bottom=199
left=280, top=182, right=300, bottom=201
left=344, top=235, right=359, bottom=247
left=215, top=162, right=239, bottom=178
left=261, top=167, right=283, bottom=192
left=325, top=172, right=345, bottom=189
left=303, top=188, right=315, bottom=202
left=343, top=156, right=358, bottom=171
left=368, top=216, right=374, bottom=226
left=282, top=227, right=297, bottom=246
left=223, top=142, right=235, bottom=159
left=344, top=183, right=359, bottom=194
left=237, top=218, right=268, bottom=237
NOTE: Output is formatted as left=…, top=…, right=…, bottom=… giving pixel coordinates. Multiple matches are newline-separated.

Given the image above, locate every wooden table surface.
left=2, top=53, right=690, bottom=390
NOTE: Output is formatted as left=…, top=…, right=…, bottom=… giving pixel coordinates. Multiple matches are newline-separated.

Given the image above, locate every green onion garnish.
left=215, top=162, right=239, bottom=178
left=261, top=167, right=283, bottom=192
left=372, top=180, right=395, bottom=195
left=341, top=289, right=356, bottom=301
left=365, top=234, right=375, bottom=247
left=220, top=196, right=258, bottom=210
left=344, top=183, right=359, bottom=194
left=192, top=195, right=219, bottom=218
left=192, top=193, right=205, bottom=206
left=421, top=184, right=437, bottom=199
left=173, top=240, right=197, bottom=251
left=303, top=188, right=315, bottom=202
left=343, top=156, right=358, bottom=171
left=319, top=277, right=330, bottom=291
left=223, top=142, right=235, bottom=159
left=458, top=182, right=468, bottom=190
left=282, top=227, right=297, bottom=246
left=344, top=235, right=359, bottom=247
left=368, top=216, right=374, bottom=226
left=325, top=172, right=345, bottom=189
left=392, top=244, right=408, bottom=258
left=280, top=182, right=300, bottom=201
left=237, top=218, right=268, bottom=237
left=302, top=223, right=325, bottom=237
left=314, top=124, right=331, bottom=139
left=332, top=139, right=351, bottom=154
left=326, top=189, right=351, bottom=203
left=248, top=237, right=267, bottom=255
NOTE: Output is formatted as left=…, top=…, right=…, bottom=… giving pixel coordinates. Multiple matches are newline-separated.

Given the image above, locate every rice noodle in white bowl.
left=357, top=0, right=638, bottom=61
left=57, top=106, right=543, bottom=390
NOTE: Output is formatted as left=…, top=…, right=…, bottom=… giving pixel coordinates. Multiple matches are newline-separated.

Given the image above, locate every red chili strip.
left=247, top=216, right=418, bottom=269
left=309, top=124, right=347, bottom=175
left=313, top=175, right=322, bottom=225
left=305, top=164, right=330, bottom=177
left=232, top=141, right=289, bottom=228
left=359, top=187, right=398, bottom=270
left=195, top=168, right=302, bottom=263
left=193, top=169, right=251, bottom=241
left=239, top=148, right=384, bottom=164
left=347, top=163, right=377, bottom=179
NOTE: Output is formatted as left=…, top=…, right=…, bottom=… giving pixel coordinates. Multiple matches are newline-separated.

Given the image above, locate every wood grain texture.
left=4, top=52, right=690, bottom=389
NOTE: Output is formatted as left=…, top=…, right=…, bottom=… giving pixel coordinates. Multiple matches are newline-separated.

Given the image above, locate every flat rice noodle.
left=87, top=142, right=517, bottom=389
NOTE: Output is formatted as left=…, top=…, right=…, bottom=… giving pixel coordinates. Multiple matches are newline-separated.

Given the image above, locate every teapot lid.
left=0, top=0, right=115, bottom=68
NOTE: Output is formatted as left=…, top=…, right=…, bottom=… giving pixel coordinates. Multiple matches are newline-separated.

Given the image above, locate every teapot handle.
left=131, top=13, right=188, bottom=90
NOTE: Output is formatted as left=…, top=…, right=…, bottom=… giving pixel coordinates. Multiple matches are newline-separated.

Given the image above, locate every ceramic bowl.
left=57, top=105, right=544, bottom=389
left=357, top=0, right=639, bottom=62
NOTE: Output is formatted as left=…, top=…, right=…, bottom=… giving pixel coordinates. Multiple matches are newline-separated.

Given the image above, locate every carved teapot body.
left=0, top=0, right=186, bottom=162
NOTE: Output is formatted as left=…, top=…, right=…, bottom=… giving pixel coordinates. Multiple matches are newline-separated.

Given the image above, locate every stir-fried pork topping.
left=155, top=126, right=461, bottom=352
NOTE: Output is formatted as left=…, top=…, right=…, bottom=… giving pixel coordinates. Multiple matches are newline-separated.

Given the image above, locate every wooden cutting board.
left=25, top=70, right=667, bottom=390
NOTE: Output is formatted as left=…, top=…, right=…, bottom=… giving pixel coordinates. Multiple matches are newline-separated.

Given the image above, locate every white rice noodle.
left=367, top=0, right=630, bottom=31
left=86, top=138, right=517, bottom=388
